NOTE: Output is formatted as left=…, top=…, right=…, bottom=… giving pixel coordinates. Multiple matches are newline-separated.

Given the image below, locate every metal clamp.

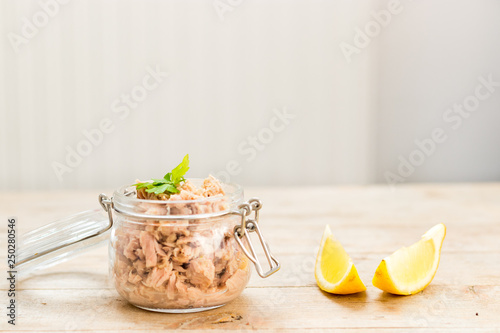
left=233, top=198, right=280, bottom=278
left=99, top=193, right=114, bottom=226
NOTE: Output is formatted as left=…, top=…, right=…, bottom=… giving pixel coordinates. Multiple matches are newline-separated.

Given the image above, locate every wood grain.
left=1, top=184, right=499, bottom=332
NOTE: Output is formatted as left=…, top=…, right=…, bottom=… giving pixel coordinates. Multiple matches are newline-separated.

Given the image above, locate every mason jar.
left=16, top=180, right=280, bottom=313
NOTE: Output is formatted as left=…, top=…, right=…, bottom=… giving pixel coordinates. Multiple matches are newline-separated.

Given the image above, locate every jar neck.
left=112, top=180, right=244, bottom=220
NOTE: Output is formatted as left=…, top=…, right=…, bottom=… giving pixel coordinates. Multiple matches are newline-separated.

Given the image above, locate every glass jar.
left=16, top=180, right=280, bottom=313
left=110, top=180, right=251, bottom=312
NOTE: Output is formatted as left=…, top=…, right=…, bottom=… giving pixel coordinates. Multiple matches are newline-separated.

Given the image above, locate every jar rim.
left=112, top=178, right=244, bottom=220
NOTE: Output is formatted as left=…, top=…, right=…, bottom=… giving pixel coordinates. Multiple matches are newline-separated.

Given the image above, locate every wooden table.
left=1, top=184, right=499, bottom=332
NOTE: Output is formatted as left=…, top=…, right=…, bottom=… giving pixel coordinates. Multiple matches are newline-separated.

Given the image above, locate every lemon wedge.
left=315, top=225, right=366, bottom=294
left=372, top=223, right=446, bottom=295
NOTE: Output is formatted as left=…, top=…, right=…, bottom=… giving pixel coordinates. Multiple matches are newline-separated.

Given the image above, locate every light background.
left=1, top=0, right=499, bottom=190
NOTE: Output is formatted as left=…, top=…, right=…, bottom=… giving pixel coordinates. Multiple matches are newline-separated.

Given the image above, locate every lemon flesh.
left=315, top=225, right=366, bottom=295
left=372, top=223, right=446, bottom=295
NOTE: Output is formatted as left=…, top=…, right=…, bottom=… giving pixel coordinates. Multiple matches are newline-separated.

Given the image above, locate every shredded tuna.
left=140, top=231, right=158, bottom=268
left=112, top=176, right=250, bottom=310
left=186, top=257, right=215, bottom=289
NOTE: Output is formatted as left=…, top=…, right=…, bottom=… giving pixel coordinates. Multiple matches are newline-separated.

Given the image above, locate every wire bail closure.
left=99, top=193, right=114, bottom=226
left=233, top=198, right=281, bottom=278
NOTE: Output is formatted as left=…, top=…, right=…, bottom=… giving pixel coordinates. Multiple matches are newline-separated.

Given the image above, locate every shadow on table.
left=374, top=290, right=419, bottom=314
left=18, top=271, right=110, bottom=288
left=112, top=296, right=253, bottom=330
left=319, top=289, right=368, bottom=311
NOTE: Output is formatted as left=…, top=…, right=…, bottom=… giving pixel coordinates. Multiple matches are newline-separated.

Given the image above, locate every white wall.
left=0, top=0, right=499, bottom=190
left=375, top=0, right=500, bottom=183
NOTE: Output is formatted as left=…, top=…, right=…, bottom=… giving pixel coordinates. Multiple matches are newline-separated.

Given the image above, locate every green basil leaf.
left=170, top=154, right=190, bottom=185
left=146, top=183, right=169, bottom=194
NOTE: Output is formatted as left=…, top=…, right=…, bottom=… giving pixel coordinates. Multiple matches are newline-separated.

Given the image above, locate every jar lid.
left=16, top=209, right=110, bottom=277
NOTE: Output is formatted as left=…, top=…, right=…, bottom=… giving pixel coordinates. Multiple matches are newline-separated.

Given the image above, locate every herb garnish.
left=133, top=154, right=190, bottom=195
